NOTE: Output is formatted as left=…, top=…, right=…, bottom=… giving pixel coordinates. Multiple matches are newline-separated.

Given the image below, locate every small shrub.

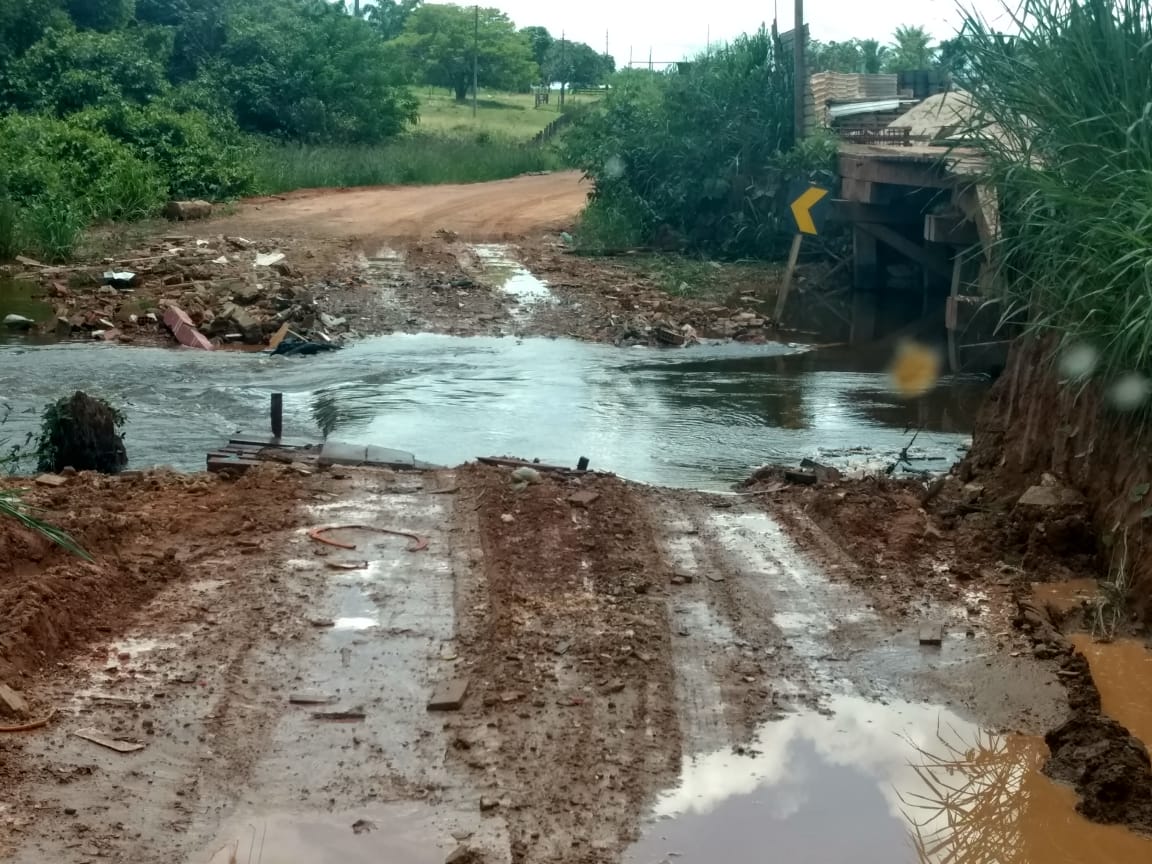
left=73, top=104, right=256, bottom=200
left=0, top=114, right=166, bottom=223
left=572, top=192, right=651, bottom=254
left=36, top=392, right=127, bottom=475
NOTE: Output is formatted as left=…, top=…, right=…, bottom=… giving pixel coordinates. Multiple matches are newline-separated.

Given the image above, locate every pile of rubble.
left=3, top=235, right=361, bottom=351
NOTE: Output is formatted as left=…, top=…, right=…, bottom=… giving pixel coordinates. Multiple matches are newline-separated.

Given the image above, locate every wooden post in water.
left=577, top=457, right=590, bottom=471
left=270, top=392, right=283, bottom=440
left=774, top=233, right=805, bottom=324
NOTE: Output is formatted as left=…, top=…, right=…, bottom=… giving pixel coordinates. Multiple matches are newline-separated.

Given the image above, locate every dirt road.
left=7, top=459, right=1127, bottom=864
left=215, top=171, right=589, bottom=244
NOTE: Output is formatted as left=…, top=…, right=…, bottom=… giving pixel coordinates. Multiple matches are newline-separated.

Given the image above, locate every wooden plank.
left=427, top=678, right=470, bottom=711
left=228, top=433, right=315, bottom=449
left=838, top=154, right=953, bottom=189
left=773, top=234, right=804, bottom=324
left=856, top=222, right=953, bottom=278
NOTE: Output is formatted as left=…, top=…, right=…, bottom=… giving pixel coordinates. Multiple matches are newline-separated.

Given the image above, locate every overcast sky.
left=480, top=1, right=1017, bottom=68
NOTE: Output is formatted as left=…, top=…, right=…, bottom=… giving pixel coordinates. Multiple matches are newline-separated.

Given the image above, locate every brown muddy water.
left=625, top=695, right=1152, bottom=864
left=1071, top=633, right=1152, bottom=748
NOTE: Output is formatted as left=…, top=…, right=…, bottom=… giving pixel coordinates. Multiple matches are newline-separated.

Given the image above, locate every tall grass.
left=252, top=133, right=565, bottom=193
left=961, top=0, right=1152, bottom=383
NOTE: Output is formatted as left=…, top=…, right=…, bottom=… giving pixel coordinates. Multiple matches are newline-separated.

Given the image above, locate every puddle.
left=1031, top=579, right=1100, bottom=615
left=627, top=695, right=1152, bottom=864
left=199, top=803, right=445, bottom=864
left=0, top=277, right=56, bottom=345
left=473, top=244, right=553, bottom=309
left=0, top=334, right=986, bottom=489
left=333, top=616, right=377, bottom=631
left=1070, top=634, right=1152, bottom=746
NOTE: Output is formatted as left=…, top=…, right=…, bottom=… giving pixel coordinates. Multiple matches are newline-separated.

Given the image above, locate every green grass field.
left=415, top=90, right=599, bottom=140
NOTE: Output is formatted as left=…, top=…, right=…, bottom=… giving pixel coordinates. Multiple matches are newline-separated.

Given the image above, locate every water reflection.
left=626, top=695, right=1152, bottom=863
left=0, top=335, right=984, bottom=487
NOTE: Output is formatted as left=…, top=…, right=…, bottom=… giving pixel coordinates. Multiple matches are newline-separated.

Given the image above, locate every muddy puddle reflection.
left=0, top=335, right=986, bottom=488
left=627, top=695, right=1152, bottom=864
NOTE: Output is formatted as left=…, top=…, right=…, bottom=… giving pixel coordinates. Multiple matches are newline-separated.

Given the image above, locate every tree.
left=808, top=39, right=862, bottom=73
left=64, top=0, right=136, bottom=32
left=394, top=4, right=536, bottom=101
left=135, top=0, right=231, bottom=81
left=885, top=25, right=935, bottom=71
left=859, top=39, right=888, bottom=74
left=937, top=34, right=974, bottom=79
left=202, top=0, right=416, bottom=142
left=360, top=0, right=421, bottom=41
left=3, top=28, right=170, bottom=115
left=544, top=39, right=612, bottom=102
left=520, top=25, right=553, bottom=74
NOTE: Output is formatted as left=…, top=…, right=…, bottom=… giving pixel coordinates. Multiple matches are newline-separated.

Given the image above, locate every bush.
left=36, top=392, right=127, bottom=475
left=0, top=114, right=164, bottom=259
left=566, top=30, right=807, bottom=258
left=3, top=26, right=170, bottom=115
left=73, top=103, right=256, bottom=199
left=0, top=114, right=165, bottom=221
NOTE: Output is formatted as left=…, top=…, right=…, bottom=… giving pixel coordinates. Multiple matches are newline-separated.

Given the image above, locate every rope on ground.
left=0, top=708, right=58, bottom=733
left=307, top=525, right=429, bottom=553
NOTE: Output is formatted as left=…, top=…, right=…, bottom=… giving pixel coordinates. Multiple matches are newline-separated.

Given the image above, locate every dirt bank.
left=964, top=337, right=1152, bottom=626
left=0, top=467, right=301, bottom=686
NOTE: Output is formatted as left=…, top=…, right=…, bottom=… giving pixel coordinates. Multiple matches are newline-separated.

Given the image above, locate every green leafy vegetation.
left=960, top=0, right=1152, bottom=385
left=36, top=392, right=127, bottom=475
left=0, top=1, right=598, bottom=261
left=809, top=25, right=942, bottom=73
left=566, top=29, right=838, bottom=258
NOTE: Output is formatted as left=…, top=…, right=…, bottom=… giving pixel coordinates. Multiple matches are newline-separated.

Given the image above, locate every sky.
left=473, top=0, right=1017, bottom=69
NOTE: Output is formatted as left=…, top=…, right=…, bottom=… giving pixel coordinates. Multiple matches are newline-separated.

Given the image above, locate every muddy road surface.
left=3, top=174, right=1152, bottom=863
left=3, top=462, right=1151, bottom=864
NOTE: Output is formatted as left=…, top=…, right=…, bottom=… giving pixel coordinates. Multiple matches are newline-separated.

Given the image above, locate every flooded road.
left=0, top=335, right=985, bottom=488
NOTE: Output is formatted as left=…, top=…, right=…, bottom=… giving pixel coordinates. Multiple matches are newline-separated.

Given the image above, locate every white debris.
left=254, top=252, right=286, bottom=267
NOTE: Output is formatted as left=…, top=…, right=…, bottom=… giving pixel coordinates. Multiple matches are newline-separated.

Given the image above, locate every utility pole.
left=472, top=4, right=479, bottom=118
left=648, top=47, right=653, bottom=72
left=793, top=0, right=805, bottom=142
left=560, top=30, right=567, bottom=110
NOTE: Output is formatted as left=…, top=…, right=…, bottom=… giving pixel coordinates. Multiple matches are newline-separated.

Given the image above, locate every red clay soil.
left=758, top=471, right=1100, bottom=621
left=965, top=337, right=1152, bottom=626
left=450, top=464, right=679, bottom=864
left=0, top=467, right=302, bottom=688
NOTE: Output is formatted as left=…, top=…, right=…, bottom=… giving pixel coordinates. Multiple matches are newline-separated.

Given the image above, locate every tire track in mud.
left=642, top=490, right=1071, bottom=765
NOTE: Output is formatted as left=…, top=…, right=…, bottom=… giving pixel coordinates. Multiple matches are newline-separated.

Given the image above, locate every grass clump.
left=252, top=133, right=564, bottom=193
left=962, top=0, right=1152, bottom=385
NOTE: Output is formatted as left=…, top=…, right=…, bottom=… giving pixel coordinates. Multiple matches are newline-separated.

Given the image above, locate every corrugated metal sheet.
left=829, top=99, right=908, bottom=119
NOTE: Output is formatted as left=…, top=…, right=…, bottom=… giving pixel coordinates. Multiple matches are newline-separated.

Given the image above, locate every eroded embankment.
left=964, top=337, right=1152, bottom=626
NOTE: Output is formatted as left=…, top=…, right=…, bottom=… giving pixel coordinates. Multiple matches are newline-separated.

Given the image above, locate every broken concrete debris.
left=3, top=314, right=35, bottom=330
left=72, top=728, right=146, bottom=753
left=918, top=625, right=945, bottom=647
left=0, top=683, right=30, bottom=719
left=427, top=677, right=470, bottom=711
left=163, top=200, right=212, bottom=221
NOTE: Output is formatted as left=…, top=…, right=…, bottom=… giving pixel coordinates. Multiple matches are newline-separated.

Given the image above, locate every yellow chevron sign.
left=789, top=184, right=831, bottom=236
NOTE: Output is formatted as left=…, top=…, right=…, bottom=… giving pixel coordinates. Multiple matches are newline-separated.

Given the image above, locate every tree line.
left=0, top=0, right=611, bottom=260
left=809, top=25, right=970, bottom=76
